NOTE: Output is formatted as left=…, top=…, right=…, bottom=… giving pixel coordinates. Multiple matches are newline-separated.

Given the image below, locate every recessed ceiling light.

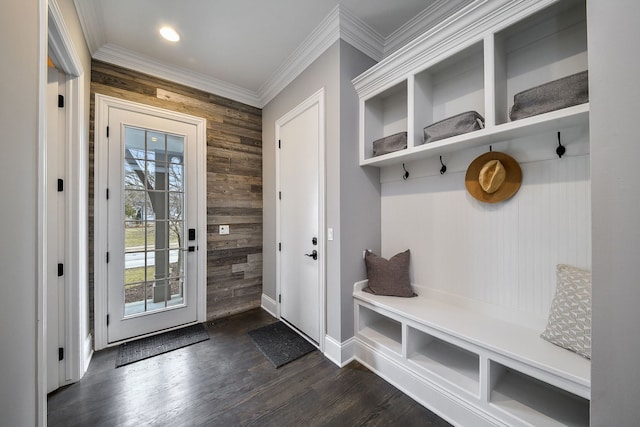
left=160, top=26, right=180, bottom=42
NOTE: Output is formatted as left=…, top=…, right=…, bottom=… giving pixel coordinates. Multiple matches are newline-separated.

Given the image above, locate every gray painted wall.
left=0, top=1, right=40, bottom=424
left=338, top=42, right=379, bottom=340
left=262, top=40, right=379, bottom=342
left=262, top=41, right=341, bottom=330
left=588, top=0, right=640, bottom=424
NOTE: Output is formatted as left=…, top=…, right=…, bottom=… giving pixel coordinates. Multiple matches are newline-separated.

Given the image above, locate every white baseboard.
left=323, top=335, right=356, bottom=367
left=261, top=293, right=278, bottom=318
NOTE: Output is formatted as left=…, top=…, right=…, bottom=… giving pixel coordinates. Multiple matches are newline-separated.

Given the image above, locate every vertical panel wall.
left=89, top=60, right=263, bottom=324
left=380, top=142, right=591, bottom=321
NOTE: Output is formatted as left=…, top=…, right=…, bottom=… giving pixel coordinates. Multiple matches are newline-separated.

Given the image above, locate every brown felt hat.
left=465, top=151, right=522, bottom=203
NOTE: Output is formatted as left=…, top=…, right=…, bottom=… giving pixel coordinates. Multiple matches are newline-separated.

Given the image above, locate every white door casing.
left=276, top=88, right=326, bottom=346
left=94, top=94, right=207, bottom=349
left=39, top=0, right=91, bottom=420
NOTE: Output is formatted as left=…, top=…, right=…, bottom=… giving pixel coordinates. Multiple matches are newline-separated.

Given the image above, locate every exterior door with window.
left=95, top=96, right=206, bottom=345
left=277, top=90, right=325, bottom=345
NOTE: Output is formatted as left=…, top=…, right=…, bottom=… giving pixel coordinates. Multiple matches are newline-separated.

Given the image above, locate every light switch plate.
left=327, top=227, right=334, bottom=241
left=219, top=225, right=230, bottom=235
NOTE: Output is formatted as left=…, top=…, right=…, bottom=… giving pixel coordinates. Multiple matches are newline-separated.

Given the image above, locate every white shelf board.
left=360, top=104, right=589, bottom=167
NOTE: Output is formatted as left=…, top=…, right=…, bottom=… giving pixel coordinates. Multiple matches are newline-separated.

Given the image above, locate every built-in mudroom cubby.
left=353, top=0, right=591, bottom=425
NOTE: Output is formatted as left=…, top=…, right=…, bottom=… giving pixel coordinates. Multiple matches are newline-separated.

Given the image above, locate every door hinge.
left=106, top=126, right=109, bottom=138
left=106, top=252, right=110, bottom=263
left=57, top=263, right=64, bottom=277
left=278, top=242, right=281, bottom=251
left=106, top=188, right=110, bottom=200
left=57, top=178, right=64, bottom=192
left=279, top=191, right=281, bottom=200
left=58, top=94, right=64, bottom=108
left=278, top=139, right=281, bottom=149
left=279, top=294, right=281, bottom=303
left=106, top=314, right=110, bottom=326
left=58, top=347, right=64, bottom=361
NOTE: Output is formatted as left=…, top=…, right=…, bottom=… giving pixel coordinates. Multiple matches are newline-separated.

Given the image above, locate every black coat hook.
left=402, top=163, right=409, bottom=180
left=556, top=131, right=566, bottom=158
left=489, top=145, right=493, bottom=152
left=439, top=156, right=447, bottom=175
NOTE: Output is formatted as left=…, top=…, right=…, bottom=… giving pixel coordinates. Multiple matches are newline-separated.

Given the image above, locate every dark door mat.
left=248, top=321, right=316, bottom=368
left=116, top=323, right=209, bottom=368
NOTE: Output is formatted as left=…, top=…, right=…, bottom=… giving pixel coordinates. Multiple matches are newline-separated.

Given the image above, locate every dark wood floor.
left=48, top=309, right=450, bottom=426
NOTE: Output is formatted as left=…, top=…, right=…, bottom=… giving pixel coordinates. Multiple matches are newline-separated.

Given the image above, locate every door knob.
left=305, top=249, right=318, bottom=260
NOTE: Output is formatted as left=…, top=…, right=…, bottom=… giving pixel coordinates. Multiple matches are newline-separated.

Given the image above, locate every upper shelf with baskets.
left=354, top=0, right=588, bottom=167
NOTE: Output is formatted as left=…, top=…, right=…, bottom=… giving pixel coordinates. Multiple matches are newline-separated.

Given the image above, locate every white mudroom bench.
left=353, top=280, right=590, bottom=427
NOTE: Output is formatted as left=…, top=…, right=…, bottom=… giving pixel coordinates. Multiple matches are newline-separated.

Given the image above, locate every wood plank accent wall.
left=89, top=60, right=263, bottom=326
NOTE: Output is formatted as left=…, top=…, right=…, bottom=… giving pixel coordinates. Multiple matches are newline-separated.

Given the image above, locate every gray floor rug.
left=248, top=321, right=316, bottom=368
left=116, top=323, right=209, bottom=367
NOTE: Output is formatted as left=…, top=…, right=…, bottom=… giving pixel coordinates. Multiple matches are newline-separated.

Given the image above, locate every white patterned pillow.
left=541, top=264, right=592, bottom=359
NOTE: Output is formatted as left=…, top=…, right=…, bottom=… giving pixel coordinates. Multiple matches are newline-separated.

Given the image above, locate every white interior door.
left=106, top=106, right=200, bottom=343
left=277, top=92, right=325, bottom=344
left=46, top=66, right=66, bottom=393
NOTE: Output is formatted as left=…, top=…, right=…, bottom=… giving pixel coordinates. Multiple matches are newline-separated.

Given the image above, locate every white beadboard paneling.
left=381, top=154, right=590, bottom=319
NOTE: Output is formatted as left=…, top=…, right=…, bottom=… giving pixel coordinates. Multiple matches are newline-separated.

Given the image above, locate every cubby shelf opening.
left=490, top=362, right=590, bottom=427
left=357, top=305, right=402, bottom=355
left=493, top=0, right=588, bottom=125
left=406, top=326, right=480, bottom=396
left=363, top=81, right=408, bottom=160
left=413, top=41, right=485, bottom=148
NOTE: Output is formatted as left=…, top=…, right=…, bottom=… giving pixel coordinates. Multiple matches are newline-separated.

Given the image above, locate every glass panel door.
left=105, top=104, right=200, bottom=344
left=122, top=126, right=186, bottom=316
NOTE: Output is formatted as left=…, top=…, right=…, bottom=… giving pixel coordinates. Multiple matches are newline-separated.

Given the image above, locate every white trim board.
left=323, top=335, right=356, bottom=368
left=39, top=0, right=92, bottom=413
left=260, top=293, right=278, bottom=319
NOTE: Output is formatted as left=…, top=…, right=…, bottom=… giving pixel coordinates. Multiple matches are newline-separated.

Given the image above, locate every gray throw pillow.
left=540, top=264, right=591, bottom=359
left=364, top=250, right=415, bottom=297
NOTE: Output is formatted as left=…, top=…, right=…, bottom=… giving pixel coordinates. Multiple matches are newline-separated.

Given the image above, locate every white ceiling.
left=73, top=0, right=472, bottom=107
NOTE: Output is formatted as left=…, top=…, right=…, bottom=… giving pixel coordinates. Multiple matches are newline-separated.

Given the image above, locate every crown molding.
left=257, top=6, right=341, bottom=106
left=383, top=0, right=474, bottom=57
left=74, top=0, right=480, bottom=108
left=93, top=44, right=262, bottom=108
left=258, top=5, right=384, bottom=107
left=353, top=0, right=557, bottom=99
left=339, top=6, right=385, bottom=63
left=72, top=0, right=105, bottom=55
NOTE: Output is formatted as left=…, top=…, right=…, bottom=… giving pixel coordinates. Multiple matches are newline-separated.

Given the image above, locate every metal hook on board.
left=402, top=163, right=410, bottom=180
left=556, top=131, right=566, bottom=158
left=439, top=156, right=447, bottom=175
